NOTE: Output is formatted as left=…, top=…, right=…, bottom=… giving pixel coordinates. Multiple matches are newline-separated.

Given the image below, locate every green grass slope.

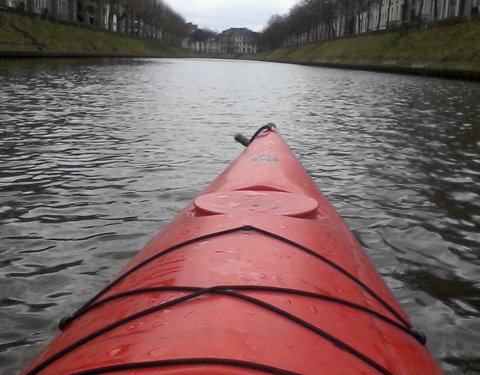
left=254, top=21, right=480, bottom=78
left=0, top=12, right=189, bottom=57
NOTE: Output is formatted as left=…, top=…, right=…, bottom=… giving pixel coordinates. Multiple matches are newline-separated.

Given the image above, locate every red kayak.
left=21, top=125, right=443, bottom=375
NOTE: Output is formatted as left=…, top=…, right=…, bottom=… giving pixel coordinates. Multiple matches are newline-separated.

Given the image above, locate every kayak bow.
left=21, top=125, right=443, bottom=375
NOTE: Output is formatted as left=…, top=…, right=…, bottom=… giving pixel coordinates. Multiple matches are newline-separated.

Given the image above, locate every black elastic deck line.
left=66, top=285, right=420, bottom=343
left=27, top=288, right=216, bottom=375
left=250, top=226, right=412, bottom=328
left=68, top=358, right=303, bottom=375
left=27, top=286, right=394, bottom=375
left=235, top=123, right=276, bottom=147
left=60, top=225, right=410, bottom=330
left=60, top=226, right=248, bottom=329
left=224, top=291, right=394, bottom=375
left=249, top=123, right=276, bottom=144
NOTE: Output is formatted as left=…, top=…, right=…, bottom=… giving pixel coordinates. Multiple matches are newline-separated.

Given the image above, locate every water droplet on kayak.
left=127, top=324, right=136, bottom=330
left=309, top=305, right=319, bottom=314
left=272, top=275, right=283, bottom=283
left=282, top=297, right=292, bottom=305
left=108, top=347, right=122, bottom=357
left=240, top=274, right=254, bottom=282
left=184, top=310, right=198, bottom=318
left=280, top=224, right=288, bottom=229
left=148, top=347, right=166, bottom=357
left=251, top=345, right=265, bottom=352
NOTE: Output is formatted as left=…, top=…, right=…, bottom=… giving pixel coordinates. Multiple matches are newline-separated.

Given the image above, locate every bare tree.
left=97, top=0, right=105, bottom=29
left=376, top=0, right=383, bottom=30
left=259, top=15, right=290, bottom=49
left=386, top=0, right=392, bottom=27
left=26, top=0, right=35, bottom=13
left=417, top=0, right=426, bottom=21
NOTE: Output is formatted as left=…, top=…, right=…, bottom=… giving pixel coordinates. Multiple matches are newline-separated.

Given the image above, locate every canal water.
left=0, top=58, right=479, bottom=374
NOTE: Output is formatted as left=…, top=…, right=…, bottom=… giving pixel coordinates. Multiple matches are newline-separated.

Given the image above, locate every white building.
left=184, top=27, right=258, bottom=54
left=220, top=28, right=258, bottom=53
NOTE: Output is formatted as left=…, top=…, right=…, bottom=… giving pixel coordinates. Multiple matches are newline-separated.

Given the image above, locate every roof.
left=221, top=28, right=258, bottom=36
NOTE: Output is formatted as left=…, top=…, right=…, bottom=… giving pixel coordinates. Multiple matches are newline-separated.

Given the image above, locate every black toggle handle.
left=234, top=123, right=277, bottom=147
left=234, top=133, right=250, bottom=147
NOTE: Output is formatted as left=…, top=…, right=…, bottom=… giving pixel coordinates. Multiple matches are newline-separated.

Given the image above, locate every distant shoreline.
left=245, top=58, right=480, bottom=82
left=0, top=51, right=184, bottom=59
left=2, top=51, right=478, bottom=82
left=242, top=21, right=480, bottom=82
left=0, top=12, right=190, bottom=60
left=1, top=12, right=479, bottom=81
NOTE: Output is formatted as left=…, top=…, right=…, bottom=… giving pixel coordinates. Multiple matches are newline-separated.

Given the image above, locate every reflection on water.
left=0, top=58, right=479, bottom=375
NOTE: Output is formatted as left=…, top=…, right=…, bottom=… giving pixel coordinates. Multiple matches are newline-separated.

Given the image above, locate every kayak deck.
left=21, top=126, right=443, bottom=375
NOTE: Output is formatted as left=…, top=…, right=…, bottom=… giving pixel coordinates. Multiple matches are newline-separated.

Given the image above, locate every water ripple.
left=0, top=58, right=479, bottom=375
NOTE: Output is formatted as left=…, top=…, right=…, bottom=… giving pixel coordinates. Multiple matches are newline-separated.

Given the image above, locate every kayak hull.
left=21, top=128, right=443, bottom=375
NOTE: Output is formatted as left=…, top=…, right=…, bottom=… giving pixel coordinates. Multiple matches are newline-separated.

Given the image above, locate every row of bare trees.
left=116, top=0, right=188, bottom=43
left=1, top=0, right=189, bottom=45
left=259, top=0, right=337, bottom=50
left=259, top=0, right=478, bottom=50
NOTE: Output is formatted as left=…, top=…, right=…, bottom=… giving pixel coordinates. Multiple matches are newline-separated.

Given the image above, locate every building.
left=220, top=28, right=258, bottom=54
left=269, top=0, right=479, bottom=48
left=1, top=0, right=96, bottom=24
left=0, top=0, right=183, bottom=44
left=183, top=26, right=258, bottom=54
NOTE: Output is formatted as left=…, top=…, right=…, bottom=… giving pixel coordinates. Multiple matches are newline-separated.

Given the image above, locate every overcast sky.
left=164, top=0, right=299, bottom=32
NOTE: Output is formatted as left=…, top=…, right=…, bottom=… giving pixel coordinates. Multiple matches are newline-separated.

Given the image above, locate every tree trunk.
left=377, top=0, right=383, bottom=30
left=80, top=0, right=89, bottom=25
left=136, top=18, right=141, bottom=37
left=458, top=0, right=466, bottom=15
left=387, top=0, right=392, bottom=26
left=68, top=0, right=76, bottom=22
left=96, top=0, right=105, bottom=29
left=357, top=8, right=362, bottom=32
left=124, top=11, right=130, bottom=34
left=50, top=0, right=59, bottom=20
left=399, top=0, right=410, bottom=33
left=130, top=13, right=135, bottom=36
left=446, top=0, right=455, bottom=18
left=108, top=4, right=114, bottom=30
left=417, top=0, right=425, bottom=20
left=431, top=0, right=438, bottom=19
left=344, top=0, right=350, bottom=35
left=26, top=0, right=35, bottom=13
left=366, top=0, right=371, bottom=30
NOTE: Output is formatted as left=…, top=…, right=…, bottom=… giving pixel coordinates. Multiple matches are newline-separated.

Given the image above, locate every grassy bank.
left=0, top=12, right=189, bottom=58
left=252, top=21, right=480, bottom=80
left=1, top=12, right=479, bottom=80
